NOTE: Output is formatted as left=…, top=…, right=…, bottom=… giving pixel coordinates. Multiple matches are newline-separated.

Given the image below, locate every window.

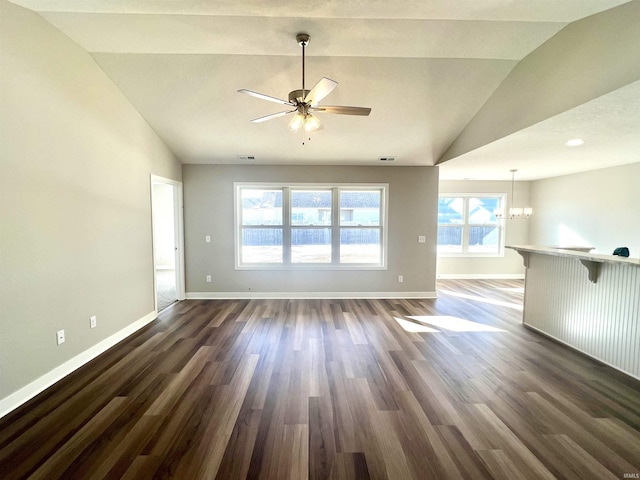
left=437, top=195, right=504, bottom=256
left=236, top=184, right=387, bottom=269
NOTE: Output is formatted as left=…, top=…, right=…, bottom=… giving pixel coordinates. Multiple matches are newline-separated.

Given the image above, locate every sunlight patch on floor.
left=496, top=286, right=525, bottom=293
left=394, top=317, right=440, bottom=333
left=407, top=315, right=506, bottom=332
left=438, top=289, right=523, bottom=311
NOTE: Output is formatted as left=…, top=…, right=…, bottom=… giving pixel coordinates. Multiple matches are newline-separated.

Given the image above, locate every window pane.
left=291, top=228, right=331, bottom=263
left=437, top=226, right=462, bottom=253
left=241, top=228, right=282, bottom=263
left=468, top=197, right=500, bottom=224
left=291, top=190, right=332, bottom=225
left=340, top=190, right=381, bottom=226
left=438, top=197, right=463, bottom=225
left=241, top=189, right=282, bottom=225
left=340, top=228, right=381, bottom=263
left=468, top=226, right=500, bottom=253
left=237, top=184, right=387, bottom=268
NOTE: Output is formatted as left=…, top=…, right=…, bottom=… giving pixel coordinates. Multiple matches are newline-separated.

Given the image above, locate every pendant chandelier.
left=495, top=169, right=532, bottom=219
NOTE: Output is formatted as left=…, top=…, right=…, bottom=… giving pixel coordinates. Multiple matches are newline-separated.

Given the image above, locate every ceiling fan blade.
left=238, top=89, right=293, bottom=106
left=304, top=77, right=338, bottom=106
left=312, top=105, right=372, bottom=116
left=251, top=110, right=296, bottom=123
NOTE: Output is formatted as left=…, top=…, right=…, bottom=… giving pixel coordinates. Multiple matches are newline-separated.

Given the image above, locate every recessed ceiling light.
left=566, top=138, right=584, bottom=147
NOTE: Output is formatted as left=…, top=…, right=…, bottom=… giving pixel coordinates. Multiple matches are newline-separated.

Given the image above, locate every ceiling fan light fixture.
left=239, top=32, right=371, bottom=133
left=304, top=113, right=321, bottom=132
left=288, top=112, right=305, bottom=132
left=288, top=111, right=322, bottom=133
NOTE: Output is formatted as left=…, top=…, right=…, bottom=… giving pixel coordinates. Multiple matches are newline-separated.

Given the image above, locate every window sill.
left=235, top=264, right=387, bottom=271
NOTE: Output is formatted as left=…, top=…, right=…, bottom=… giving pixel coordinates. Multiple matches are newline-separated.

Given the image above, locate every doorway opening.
left=151, top=176, right=185, bottom=312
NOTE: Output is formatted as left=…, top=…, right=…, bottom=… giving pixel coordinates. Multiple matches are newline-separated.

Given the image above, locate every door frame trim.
left=151, top=175, right=186, bottom=312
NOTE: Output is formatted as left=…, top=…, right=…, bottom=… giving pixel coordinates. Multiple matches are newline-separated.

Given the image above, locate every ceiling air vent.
left=378, top=156, right=395, bottom=162
left=236, top=155, right=256, bottom=161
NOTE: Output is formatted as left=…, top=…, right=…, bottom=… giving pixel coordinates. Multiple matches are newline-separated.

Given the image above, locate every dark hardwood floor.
left=1, top=280, right=639, bottom=479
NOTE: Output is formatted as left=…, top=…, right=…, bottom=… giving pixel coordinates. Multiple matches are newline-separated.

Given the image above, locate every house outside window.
left=437, top=195, right=505, bottom=256
left=235, top=183, right=387, bottom=269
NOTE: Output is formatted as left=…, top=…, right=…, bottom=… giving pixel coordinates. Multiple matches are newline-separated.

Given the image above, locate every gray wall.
left=183, top=165, right=438, bottom=296
left=0, top=2, right=182, bottom=400
left=529, top=163, right=640, bottom=257
left=436, top=179, right=529, bottom=278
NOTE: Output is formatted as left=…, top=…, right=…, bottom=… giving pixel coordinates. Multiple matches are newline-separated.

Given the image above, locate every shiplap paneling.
left=524, top=253, right=640, bottom=379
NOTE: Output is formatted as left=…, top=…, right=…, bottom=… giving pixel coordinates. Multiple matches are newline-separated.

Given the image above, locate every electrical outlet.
left=90, top=315, right=97, bottom=329
left=418, top=235, right=426, bottom=243
left=206, top=275, right=212, bottom=282
left=205, top=235, right=211, bottom=243
left=398, top=275, right=404, bottom=283
left=56, top=330, right=65, bottom=345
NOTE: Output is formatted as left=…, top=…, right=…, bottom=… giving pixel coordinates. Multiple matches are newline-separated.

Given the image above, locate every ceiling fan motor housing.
left=288, top=89, right=309, bottom=104
left=238, top=31, right=371, bottom=125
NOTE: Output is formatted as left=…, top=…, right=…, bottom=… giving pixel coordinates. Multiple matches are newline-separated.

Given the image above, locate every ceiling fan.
left=238, top=33, right=371, bottom=134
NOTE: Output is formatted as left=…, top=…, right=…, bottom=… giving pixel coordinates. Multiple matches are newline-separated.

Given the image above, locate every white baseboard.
left=0, top=310, right=157, bottom=419
left=187, top=291, right=437, bottom=300
left=436, top=274, right=525, bottom=280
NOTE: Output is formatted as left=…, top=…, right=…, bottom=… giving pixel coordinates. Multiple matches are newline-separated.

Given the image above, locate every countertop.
left=507, top=245, right=640, bottom=267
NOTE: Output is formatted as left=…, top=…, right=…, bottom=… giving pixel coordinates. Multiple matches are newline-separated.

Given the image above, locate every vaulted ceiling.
left=10, top=0, right=640, bottom=180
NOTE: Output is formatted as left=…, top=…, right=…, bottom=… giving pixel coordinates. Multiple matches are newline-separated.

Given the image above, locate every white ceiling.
left=440, top=79, right=640, bottom=181
left=11, top=0, right=639, bottom=180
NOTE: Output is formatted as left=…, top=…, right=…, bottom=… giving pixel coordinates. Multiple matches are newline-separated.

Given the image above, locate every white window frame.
left=437, top=193, right=506, bottom=257
left=234, top=183, right=388, bottom=270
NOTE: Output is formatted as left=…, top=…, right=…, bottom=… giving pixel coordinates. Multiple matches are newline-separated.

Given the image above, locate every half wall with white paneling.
left=522, top=251, right=640, bottom=379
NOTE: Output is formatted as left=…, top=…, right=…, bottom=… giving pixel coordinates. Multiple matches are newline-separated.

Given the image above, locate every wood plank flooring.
left=1, top=279, right=639, bottom=479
